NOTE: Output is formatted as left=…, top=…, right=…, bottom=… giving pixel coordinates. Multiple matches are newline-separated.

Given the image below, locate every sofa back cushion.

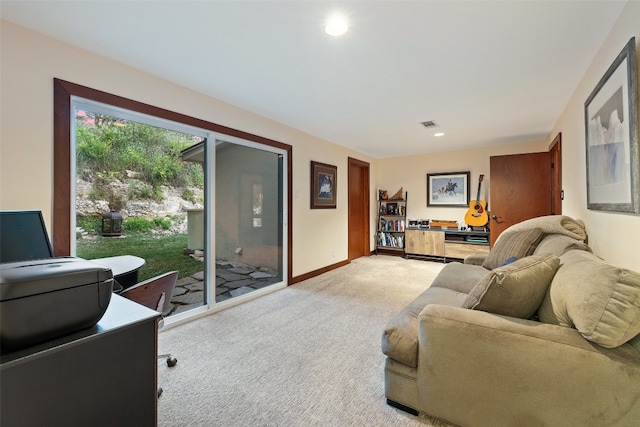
left=502, top=215, right=587, bottom=241
left=538, top=250, right=640, bottom=348
left=463, top=253, right=560, bottom=319
left=430, top=262, right=488, bottom=294
left=534, top=234, right=592, bottom=257
left=482, top=228, right=544, bottom=270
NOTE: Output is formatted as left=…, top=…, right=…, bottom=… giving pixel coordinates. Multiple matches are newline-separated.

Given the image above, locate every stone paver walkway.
left=166, top=260, right=280, bottom=315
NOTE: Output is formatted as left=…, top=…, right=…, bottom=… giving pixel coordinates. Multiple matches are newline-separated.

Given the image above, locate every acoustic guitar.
left=465, top=174, right=488, bottom=227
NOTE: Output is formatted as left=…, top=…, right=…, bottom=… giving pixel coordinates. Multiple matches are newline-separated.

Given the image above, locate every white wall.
left=0, top=20, right=377, bottom=278
left=377, top=140, right=547, bottom=226
left=548, top=1, right=639, bottom=271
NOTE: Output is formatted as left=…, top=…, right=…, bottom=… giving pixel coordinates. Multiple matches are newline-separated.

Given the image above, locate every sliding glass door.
left=212, top=139, right=284, bottom=302
left=181, top=136, right=286, bottom=304
left=70, top=96, right=287, bottom=323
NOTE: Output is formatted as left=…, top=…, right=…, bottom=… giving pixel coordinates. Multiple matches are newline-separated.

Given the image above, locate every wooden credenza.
left=405, top=228, right=490, bottom=261
left=405, top=229, right=445, bottom=258
left=1, top=295, right=159, bottom=427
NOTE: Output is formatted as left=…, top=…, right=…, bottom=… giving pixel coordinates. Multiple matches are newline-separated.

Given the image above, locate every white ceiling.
left=0, top=1, right=627, bottom=158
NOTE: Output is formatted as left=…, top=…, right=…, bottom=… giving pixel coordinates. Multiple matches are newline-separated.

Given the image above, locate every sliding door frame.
left=53, top=78, right=293, bottom=286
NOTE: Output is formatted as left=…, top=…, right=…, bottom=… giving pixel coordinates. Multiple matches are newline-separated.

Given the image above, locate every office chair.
left=121, top=270, right=179, bottom=397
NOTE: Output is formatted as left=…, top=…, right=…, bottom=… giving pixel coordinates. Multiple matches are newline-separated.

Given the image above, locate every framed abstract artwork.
left=585, top=37, right=638, bottom=214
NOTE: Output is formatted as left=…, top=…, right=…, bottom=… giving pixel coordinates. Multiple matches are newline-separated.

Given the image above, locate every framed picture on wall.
left=585, top=37, right=639, bottom=214
left=427, top=171, right=470, bottom=207
left=310, top=161, right=337, bottom=209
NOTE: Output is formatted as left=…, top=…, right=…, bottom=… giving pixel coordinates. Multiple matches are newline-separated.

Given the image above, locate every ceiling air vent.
left=420, top=120, right=439, bottom=128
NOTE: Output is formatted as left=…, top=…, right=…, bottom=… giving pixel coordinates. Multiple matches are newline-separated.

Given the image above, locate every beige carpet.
left=158, top=255, right=454, bottom=426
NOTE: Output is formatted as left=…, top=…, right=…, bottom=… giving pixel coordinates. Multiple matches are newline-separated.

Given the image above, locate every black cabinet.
left=1, top=295, right=159, bottom=427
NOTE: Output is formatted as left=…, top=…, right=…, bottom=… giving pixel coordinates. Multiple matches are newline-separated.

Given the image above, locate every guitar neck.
left=474, top=175, right=484, bottom=201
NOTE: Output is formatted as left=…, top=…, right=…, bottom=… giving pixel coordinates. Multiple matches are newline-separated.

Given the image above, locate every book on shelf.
left=377, top=232, right=404, bottom=248
left=379, top=219, right=405, bottom=232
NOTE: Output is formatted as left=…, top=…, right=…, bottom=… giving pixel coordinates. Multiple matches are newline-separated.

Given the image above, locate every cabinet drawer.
left=445, top=242, right=490, bottom=259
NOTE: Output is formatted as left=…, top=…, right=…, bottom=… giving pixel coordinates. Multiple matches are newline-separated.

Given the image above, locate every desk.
left=1, top=295, right=159, bottom=427
left=91, top=255, right=146, bottom=290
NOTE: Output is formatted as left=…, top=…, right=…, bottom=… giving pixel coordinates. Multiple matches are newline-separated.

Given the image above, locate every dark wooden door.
left=550, top=133, right=562, bottom=215
left=348, top=157, right=370, bottom=260
left=489, top=151, right=553, bottom=246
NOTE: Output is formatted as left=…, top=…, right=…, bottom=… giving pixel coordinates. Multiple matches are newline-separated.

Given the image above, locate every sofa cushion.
left=382, top=287, right=467, bottom=368
left=538, top=250, right=640, bottom=348
left=463, top=253, right=560, bottom=319
left=503, top=215, right=587, bottom=241
left=534, top=233, right=592, bottom=257
left=482, top=228, right=545, bottom=270
left=430, top=262, right=489, bottom=294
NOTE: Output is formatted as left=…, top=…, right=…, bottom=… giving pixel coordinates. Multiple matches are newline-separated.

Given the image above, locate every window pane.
left=215, top=141, right=283, bottom=302
left=74, top=108, right=207, bottom=316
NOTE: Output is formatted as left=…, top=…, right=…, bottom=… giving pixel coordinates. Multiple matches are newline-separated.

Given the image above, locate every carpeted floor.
left=158, top=255, right=454, bottom=426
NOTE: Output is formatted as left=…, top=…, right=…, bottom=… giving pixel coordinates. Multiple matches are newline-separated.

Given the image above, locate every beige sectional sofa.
left=382, top=215, right=640, bottom=426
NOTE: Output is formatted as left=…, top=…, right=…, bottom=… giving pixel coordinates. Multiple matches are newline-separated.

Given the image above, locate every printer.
left=0, top=210, right=115, bottom=351
left=0, top=257, right=113, bottom=351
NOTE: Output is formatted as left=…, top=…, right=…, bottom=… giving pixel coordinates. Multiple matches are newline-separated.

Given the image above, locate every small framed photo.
left=427, top=171, right=470, bottom=207
left=310, top=161, right=337, bottom=209
left=386, top=203, right=398, bottom=215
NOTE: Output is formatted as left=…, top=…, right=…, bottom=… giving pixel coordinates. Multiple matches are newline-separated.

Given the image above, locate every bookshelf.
left=376, top=191, right=407, bottom=255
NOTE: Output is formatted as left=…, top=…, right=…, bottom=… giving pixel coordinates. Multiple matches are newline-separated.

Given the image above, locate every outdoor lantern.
left=101, top=210, right=123, bottom=237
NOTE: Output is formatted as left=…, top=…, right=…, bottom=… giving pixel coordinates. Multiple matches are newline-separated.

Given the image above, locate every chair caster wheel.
left=158, top=387, right=163, bottom=398
left=167, top=357, right=178, bottom=367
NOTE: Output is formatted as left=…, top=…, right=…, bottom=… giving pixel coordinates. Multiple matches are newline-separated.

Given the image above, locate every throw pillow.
left=463, top=253, right=560, bottom=319
left=538, top=250, right=640, bottom=348
left=500, top=256, right=518, bottom=267
left=482, top=228, right=545, bottom=270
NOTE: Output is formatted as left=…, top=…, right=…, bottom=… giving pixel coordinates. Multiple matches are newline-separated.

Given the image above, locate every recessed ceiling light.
left=434, top=132, right=445, bottom=137
left=325, top=13, right=348, bottom=36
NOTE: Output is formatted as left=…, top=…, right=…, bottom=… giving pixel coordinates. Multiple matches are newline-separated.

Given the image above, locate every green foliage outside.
left=74, top=113, right=206, bottom=282
left=77, top=217, right=174, bottom=235
left=76, top=112, right=204, bottom=205
left=123, top=217, right=173, bottom=233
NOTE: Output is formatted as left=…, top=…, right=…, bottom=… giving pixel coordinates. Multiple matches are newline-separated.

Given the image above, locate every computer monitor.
left=0, top=210, right=54, bottom=263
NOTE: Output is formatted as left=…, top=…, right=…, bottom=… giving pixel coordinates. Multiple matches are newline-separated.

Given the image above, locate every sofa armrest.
left=416, top=305, right=640, bottom=427
left=463, top=253, right=487, bottom=265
